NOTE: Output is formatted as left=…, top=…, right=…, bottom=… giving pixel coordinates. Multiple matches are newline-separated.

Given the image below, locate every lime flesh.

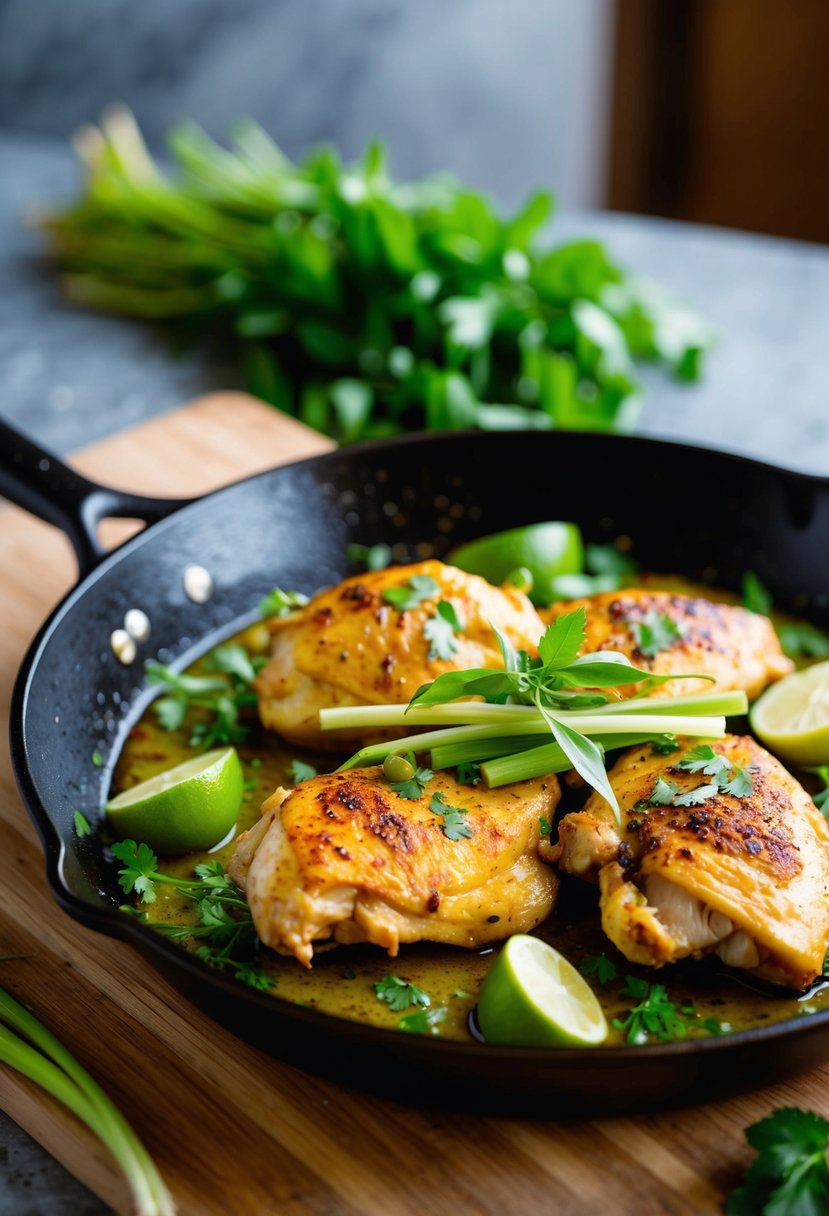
left=106, top=746, right=244, bottom=854
left=448, top=522, right=583, bottom=607
left=476, top=934, right=608, bottom=1048
left=750, top=661, right=829, bottom=765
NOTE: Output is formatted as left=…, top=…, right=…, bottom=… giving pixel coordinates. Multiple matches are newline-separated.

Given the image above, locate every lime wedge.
left=750, top=661, right=829, bottom=765
left=106, top=746, right=244, bottom=854
left=476, top=934, right=608, bottom=1048
left=448, top=522, right=583, bottom=606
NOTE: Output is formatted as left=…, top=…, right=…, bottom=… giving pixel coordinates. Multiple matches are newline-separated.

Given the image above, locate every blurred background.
left=3, top=0, right=827, bottom=235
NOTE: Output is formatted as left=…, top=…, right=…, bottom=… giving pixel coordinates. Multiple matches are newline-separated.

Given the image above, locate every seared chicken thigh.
left=229, top=767, right=559, bottom=966
left=551, top=736, right=829, bottom=989
left=255, top=560, right=544, bottom=748
left=544, top=590, right=791, bottom=700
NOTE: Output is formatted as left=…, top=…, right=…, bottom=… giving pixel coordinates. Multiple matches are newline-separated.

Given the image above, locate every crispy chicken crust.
left=552, top=735, right=829, bottom=990
left=543, top=589, right=792, bottom=699
left=229, top=766, right=560, bottom=966
left=255, top=560, right=544, bottom=748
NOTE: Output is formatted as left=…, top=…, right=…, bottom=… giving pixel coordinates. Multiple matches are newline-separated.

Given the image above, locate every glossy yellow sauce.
left=110, top=580, right=829, bottom=1045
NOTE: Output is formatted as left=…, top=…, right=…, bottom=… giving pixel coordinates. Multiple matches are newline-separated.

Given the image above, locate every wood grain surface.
left=1, top=392, right=827, bottom=1216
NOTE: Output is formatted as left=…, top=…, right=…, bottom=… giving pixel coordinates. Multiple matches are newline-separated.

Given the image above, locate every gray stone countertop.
left=1, top=129, right=829, bottom=1215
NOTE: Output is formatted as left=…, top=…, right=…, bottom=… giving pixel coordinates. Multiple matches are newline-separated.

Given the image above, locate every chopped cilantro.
left=290, top=759, right=318, bottom=784
left=721, top=765, right=757, bottom=799
left=672, top=781, right=721, bottom=808
left=373, top=974, right=431, bottom=1012
left=631, top=611, right=683, bottom=659
left=424, top=600, right=465, bottom=660
left=91, top=749, right=103, bottom=768
left=650, top=735, right=679, bottom=755
left=259, top=587, right=309, bottom=618
left=429, top=791, right=474, bottom=840
left=347, top=543, right=392, bottom=572
left=399, top=1006, right=448, bottom=1036
left=741, top=571, right=773, bottom=616
left=73, top=811, right=92, bottom=837
left=579, top=954, right=617, bottom=986
left=647, top=777, right=680, bottom=806
left=382, top=574, right=441, bottom=611
left=391, top=765, right=433, bottom=800
left=538, top=815, right=552, bottom=837
left=612, top=977, right=694, bottom=1045
left=679, top=744, right=732, bottom=780
left=456, top=761, right=481, bottom=786
left=726, top=1108, right=829, bottom=1216
left=451, top=988, right=472, bottom=1000
left=678, top=745, right=756, bottom=801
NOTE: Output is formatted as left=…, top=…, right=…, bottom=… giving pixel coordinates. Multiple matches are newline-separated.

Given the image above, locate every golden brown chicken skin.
left=255, top=560, right=544, bottom=748
left=550, top=735, right=829, bottom=989
left=543, top=589, right=791, bottom=700
left=229, top=766, right=559, bottom=966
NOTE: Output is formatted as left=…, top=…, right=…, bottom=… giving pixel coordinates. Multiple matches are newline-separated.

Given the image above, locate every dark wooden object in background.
left=608, top=0, right=829, bottom=243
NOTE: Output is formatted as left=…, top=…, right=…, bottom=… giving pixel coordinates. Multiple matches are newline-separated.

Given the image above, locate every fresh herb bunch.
left=742, top=571, right=829, bottom=660
left=39, top=106, right=710, bottom=442
left=147, top=641, right=265, bottom=749
left=112, top=839, right=274, bottom=991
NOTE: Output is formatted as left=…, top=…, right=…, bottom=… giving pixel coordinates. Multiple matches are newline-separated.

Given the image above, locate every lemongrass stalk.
left=481, top=732, right=660, bottom=787
left=338, top=714, right=725, bottom=770
left=320, top=703, right=538, bottom=730
left=429, top=735, right=545, bottom=769
left=0, top=988, right=176, bottom=1215
left=574, top=690, right=748, bottom=718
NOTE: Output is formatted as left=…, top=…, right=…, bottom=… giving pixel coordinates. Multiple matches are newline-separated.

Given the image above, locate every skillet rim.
left=9, top=427, right=829, bottom=1071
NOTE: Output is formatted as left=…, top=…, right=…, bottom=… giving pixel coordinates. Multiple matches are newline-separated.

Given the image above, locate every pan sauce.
left=111, top=585, right=829, bottom=1046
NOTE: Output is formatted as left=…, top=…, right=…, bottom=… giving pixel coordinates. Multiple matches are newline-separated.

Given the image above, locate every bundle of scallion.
left=36, top=106, right=711, bottom=441
left=0, top=982, right=175, bottom=1215
left=320, top=609, right=747, bottom=825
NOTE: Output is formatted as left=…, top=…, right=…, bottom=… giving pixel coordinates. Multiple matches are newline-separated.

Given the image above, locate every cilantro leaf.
left=631, top=611, right=683, bottom=659
left=91, top=749, right=103, bottom=768
left=347, top=543, right=392, bottom=571
left=111, top=839, right=159, bottom=904
left=672, top=782, right=720, bottom=808
left=373, top=974, right=431, bottom=1012
left=579, top=954, right=617, bottom=986
left=647, top=777, right=679, bottom=806
left=382, top=574, right=441, bottom=611
left=206, top=643, right=258, bottom=683
left=429, top=791, right=474, bottom=840
left=259, top=587, right=308, bottom=618
left=650, top=735, right=679, bottom=755
left=73, top=811, right=92, bottom=838
left=679, top=744, right=732, bottom=779
left=726, top=1108, right=829, bottom=1216
left=538, top=815, right=552, bottom=837
left=424, top=600, right=465, bottom=660
left=456, top=762, right=481, bottom=786
left=147, top=644, right=260, bottom=750
left=392, top=765, right=433, bottom=800
left=612, top=978, right=692, bottom=1045
left=778, top=620, right=829, bottom=661
left=721, top=765, right=757, bottom=799
left=290, top=759, right=318, bottom=784
left=742, top=571, right=773, bottom=616
left=399, top=1006, right=448, bottom=1036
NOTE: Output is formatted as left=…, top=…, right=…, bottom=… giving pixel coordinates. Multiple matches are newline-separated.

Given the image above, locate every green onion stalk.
left=0, top=983, right=176, bottom=1215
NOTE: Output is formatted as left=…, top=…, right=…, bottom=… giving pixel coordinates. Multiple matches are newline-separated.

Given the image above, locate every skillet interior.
left=11, top=430, right=829, bottom=1115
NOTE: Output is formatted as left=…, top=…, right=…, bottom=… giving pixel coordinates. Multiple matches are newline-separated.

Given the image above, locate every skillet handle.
left=0, top=416, right=189, bottom=579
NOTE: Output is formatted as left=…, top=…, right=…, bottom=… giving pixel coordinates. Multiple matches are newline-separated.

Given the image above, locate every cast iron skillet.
left=3, top=415, right=829, bottom=1117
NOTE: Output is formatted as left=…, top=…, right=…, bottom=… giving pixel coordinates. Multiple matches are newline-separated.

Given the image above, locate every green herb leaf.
left=391, top=765, right=433, bottom=800
left=429, top=791, right=474, bottom=840
left=721, top=765, right=757, bottom=799
left=424, top=600, right=465, bottom=660
left=290, top=759, right=318, bottom=784
left=647, top=777, right=680, bottom=806
left=778, top=620, right=829, bottom=660
left=399, top=1006, right=448, bottom=1036
left=538, top=815, right=552, bottom=837
left=650, top=735, right=679, bottom=755
left=373, top=974, right=431, bottom=1012
left=579, top=954, right=617, bottom=986
left=679, top=744, right=732, bottom=780
left=612, top=978, right=692, bottom=1045
left=813, top=768, right=829, bottom=819
left=91, top=750, right=103, bottom=768
left=259, top=587, right=309, bottom=618
left=382, top=574, right=441, bottom=611
left=347, top=543, right=392, bottom=571
left=726, top=1108, right=829, bottom=1216
left=111, top=839, right=159, bottom=904
left=73, top=811, right=92, bottom=837
left=537, top=607, right=587, bottom=670
left=742, top=571, right=773, bottom=616
left=456, top=762, right=481, bottom=786
left=672, top=782, right=720, bottom=808
left=631, top=611, right=683, bottom=659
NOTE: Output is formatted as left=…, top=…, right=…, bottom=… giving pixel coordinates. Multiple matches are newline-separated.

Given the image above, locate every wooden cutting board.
left=0, top=392, right=826, bottom=1216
